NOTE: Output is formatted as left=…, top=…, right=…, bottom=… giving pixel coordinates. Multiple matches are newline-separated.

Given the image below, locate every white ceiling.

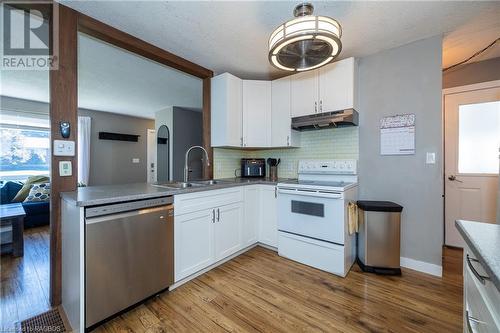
left=60, top=1, right=500, bottom=80
left=1, top=33, right=202, bottom=119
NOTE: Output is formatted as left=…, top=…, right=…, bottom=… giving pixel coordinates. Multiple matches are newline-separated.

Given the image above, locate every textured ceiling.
left=1, top=33, right=202, bottom=118
left=60, top=1, right=500, bottom=80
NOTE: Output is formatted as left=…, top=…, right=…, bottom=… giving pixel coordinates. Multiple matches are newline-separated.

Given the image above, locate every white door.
left=174, top=209, right=214, bottom=281
left=243, top=186, right=259, bottom=246
left=291, top=70, right=318, bottom=117
left=444, top=83, right=500, bottom=247
left=146, top=129, right=156, bottom=183
left=259, top=185, right=278, bottom=247
left=214, top=202, right=243, bottom=261
left=319, top=57, right=357, bottom=113
left=242, top=80, right=271, bottom=147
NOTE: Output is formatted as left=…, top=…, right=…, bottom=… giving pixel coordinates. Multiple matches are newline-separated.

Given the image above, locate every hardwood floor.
left=0, top=225, right=51, bottom=330
left=93, top=246, right=463, bottom=333
left=0, top=229, right=463, bottom=333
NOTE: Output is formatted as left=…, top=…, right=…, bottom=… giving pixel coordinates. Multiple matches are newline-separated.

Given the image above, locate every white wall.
left=358, top=36, right=444, bottom=268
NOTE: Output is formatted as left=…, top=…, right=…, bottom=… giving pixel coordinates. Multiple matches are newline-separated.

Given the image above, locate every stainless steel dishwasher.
left=85, top=196, right=174, bottom=328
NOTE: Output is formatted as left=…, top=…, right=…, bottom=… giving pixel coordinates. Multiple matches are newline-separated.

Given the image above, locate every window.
left=458, top=101, right=500, bottom=174
left=0, top=112, right=50, bottom=181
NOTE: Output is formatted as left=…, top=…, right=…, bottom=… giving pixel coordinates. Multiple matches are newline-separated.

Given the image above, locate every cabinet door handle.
left=314, top=101, right=317, bottom=113
left=319, top=100, right=323, bottom=112
left=466, top=310, right=486, bottom=332
left=217, top=208, right=220, bottom=222
left=287, top=135, right=290, bottom=146
left=212, top=209, right=215, bottom=223
left=275, top=187, right=277, bottom=198
left=466, top=254, right=490, bottom=284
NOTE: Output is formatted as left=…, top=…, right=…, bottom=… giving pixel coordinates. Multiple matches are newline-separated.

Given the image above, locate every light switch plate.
left=59, top=161, right=72, bottom=176
left=426, top=152, right=436, bottom=164
left=53, top=140, right=75, bottom=156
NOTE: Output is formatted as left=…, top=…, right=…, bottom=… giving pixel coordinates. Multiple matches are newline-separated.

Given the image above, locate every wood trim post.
left=49, top=5, right=78, bottom=306
left=202, top=78, right=213, bottom=179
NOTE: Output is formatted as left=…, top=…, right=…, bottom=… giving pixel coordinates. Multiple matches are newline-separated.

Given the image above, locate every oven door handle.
left=278, top=188, right=343, bottom=199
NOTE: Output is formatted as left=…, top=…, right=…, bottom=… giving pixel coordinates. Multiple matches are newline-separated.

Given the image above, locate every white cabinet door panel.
left=211, top=73, right=242, bottom=147
left=174, top=209, right=214, bottom=282
left=243, top=186, right=259, bottom=247
left=215, top=202, right=244, bottom=261
left=319, top=57, right=357, bottom=113
left=271, top=77, right=300, bottom=147
left=259, top=185, right=278, bottom=247
left=291, top=70, right=318, bottom=117
left=243, top=80, right=271, bottom=147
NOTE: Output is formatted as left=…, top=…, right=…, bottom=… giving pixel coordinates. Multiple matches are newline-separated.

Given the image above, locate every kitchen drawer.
left=278, top=231, right=346, bottom=277
left=174, top=187, right=244, bottom=216
left=465, top=266, right=500, bottom=333
left=465, top=245, right=500, bottom=319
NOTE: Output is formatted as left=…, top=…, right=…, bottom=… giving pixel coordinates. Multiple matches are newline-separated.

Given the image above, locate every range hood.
left=292, top=109, right=358, bottom=131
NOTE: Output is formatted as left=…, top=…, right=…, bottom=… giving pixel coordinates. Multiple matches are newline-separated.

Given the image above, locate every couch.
left=0, top=181, right=50, bottom=229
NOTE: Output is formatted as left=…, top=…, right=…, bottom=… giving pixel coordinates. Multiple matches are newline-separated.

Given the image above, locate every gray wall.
left=172, top=107, right=203, bottom=181
left=78, top=109, right=154, bottom=186
left=358, top=36, right=443, bottom=266
left=443, top=57, right=500, bottom=89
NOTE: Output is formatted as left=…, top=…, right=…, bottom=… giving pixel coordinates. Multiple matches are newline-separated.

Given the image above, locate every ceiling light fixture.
left=268, top=3, right=342, bottom=72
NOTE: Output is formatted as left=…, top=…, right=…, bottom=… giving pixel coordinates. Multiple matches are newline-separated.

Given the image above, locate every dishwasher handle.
left=86, top=205, right=172, bottom=224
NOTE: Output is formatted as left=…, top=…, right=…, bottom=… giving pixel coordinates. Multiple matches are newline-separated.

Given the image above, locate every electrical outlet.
left=132, top=158, right=140, bottom=163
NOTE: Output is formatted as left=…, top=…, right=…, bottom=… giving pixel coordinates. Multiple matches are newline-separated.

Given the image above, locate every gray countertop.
left=456, top=220, right=500, bottom=292
left=61, top=177, right=292, bottom=207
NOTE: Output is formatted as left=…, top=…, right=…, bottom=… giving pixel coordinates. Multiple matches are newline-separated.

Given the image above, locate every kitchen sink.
left=192, top=180, right=223, bottom=185
left=153, top=180, right=225, bottom=189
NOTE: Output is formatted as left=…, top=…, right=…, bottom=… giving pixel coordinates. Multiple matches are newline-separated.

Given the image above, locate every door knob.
left=448, top=175, right=463, bottom=183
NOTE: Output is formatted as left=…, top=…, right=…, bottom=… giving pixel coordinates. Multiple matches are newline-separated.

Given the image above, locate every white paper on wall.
left=380, top=114, right=415, bottom=155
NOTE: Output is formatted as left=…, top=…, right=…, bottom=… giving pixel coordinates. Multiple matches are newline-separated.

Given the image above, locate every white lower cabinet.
left=214, top=203, right=244, bottom=261
left=243, top=186, right=260, bottom=246
left=463, top=245, right=500, bottom=333
left=174, top=185, right=278, bottom=283
left=174, top=208, right=214, bottom=282
left=259, top=185, right=278, bottom=247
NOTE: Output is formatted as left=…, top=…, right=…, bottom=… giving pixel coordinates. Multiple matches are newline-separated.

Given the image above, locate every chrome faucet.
left=184, top=145, right=210, bottom=183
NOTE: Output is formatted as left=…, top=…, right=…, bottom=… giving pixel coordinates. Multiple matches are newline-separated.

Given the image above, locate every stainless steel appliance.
left=291, top=109, right=358, bottom=131
left=277, top=160, right=358, bottom=277
left=356, top=200, right=403, bottom=275
left=241, top=158, right=266, bottom=178
left=85, top=197, right=174, bottom=328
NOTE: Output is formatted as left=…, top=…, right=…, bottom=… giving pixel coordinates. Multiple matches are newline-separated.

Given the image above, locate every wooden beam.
left=202, top=78, right=213, bottom=179
left=49, top=4, right=78, bottom=306
left=77, top=13, right=213, bottom=79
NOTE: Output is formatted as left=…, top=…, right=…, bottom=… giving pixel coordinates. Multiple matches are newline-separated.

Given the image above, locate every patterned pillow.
left=24, top=183, right=51, bottom=202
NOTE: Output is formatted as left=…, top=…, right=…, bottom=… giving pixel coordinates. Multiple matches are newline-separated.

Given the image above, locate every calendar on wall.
left=380, top=114, right=415, bottom=155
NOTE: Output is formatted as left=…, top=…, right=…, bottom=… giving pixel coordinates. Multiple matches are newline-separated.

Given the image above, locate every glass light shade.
left=269, top=15, right=342, bottom=72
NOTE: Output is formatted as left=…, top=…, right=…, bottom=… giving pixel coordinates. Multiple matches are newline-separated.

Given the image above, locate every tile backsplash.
left=214, top=127, right=359, bottom=179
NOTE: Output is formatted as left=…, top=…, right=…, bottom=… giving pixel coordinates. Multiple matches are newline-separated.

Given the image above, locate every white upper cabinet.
left=271, top=77, right=300, bottom=147
left=242, top=80, right=271, bottom=147
left=290, top=70, right=319, bottom=117
left=319, top=57, right=358, bottom=113
left=211, top=73, right=242, bottom=147
left=290, top=57, right=358, bottom=117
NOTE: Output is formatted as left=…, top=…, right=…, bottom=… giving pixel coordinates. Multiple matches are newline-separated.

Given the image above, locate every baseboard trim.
left=400, top=257, right=442, bottom=277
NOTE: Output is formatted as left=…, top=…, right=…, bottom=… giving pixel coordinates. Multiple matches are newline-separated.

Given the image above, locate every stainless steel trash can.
left=356, top=201, right=403, bottom=275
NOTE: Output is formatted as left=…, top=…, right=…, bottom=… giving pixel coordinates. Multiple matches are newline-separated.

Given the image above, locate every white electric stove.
left=277, top=159, right=358, bottom=277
